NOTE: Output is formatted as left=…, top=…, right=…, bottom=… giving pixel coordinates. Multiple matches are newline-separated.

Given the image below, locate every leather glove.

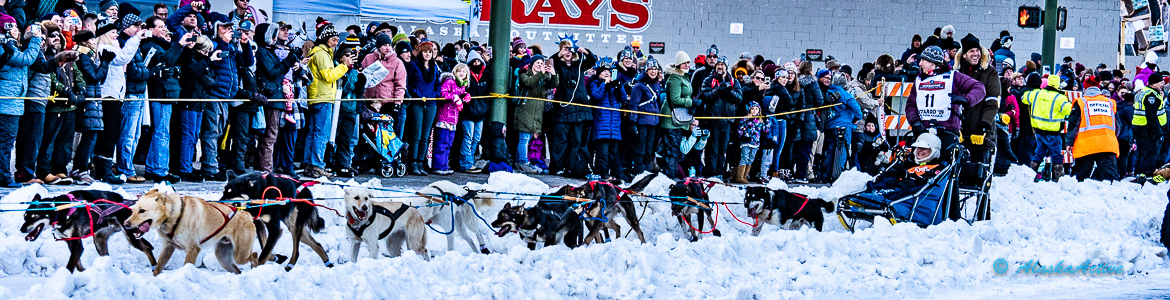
left=949, top=93, right=968, bottom=106
left=969, top=134, right=985, bottom=145
left=100, top=50, right=116, bottom=62
left=911, top=120, right=926, bottom=137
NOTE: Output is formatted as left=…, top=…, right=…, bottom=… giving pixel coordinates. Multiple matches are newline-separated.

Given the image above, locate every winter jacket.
left=956, top=48, right=1001, bottom=150
left=848, top=79, right=878, bottom=120
left=25, top=55, right=54, bottom=113
left=515, top=69, right=557, bottom=134
left=660, top=70, right=694, bottom=131
left=825, top=85, right=863, bottom=129
left=177, top=48, right=215, bottom=110
left=45, top=62, right=85, bottom=114
left=166, top=3, right=226, bottom=37
left=793, top=75, right=823, bottom=141
left=460, top=64, right=491, bottom=121
left=697, top=71, right=743, bottom=124
left=552, top=52, right=597, bottom=123
left=405, top=59, right=441, bottom=106
left=76, top=50, right=105, bottom=131
left=98, top=37, right=139, bottom=99
left=141, top=37, right=184, bottom=101
left=629, top=75, right=662, bottom=126
left=254, top=45, right=299, bottom=109
left=119, top=34, right=149, bottom=95
left=905, top=70, right=987, bottom=132
left=208, top=38, right=254, bottom=101
left=1116, top=94, right=1135, bottom=142
left=738, top=117, right=769, bottom=148
left=361, top=51, right=408, bottom=103
left=0, top=37, right=43, bottom=116
left=589, top=78, right=625, bottom=141
left=690, top=66, right=714, bottom=98
left=305, top=43, right=347, bottom=104
left=436, top=74, right=468, bottom=127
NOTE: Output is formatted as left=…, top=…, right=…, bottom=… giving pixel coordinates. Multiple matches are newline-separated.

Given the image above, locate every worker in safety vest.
left=1020, top=75, right=1072, bottom=178
left=1064, top=86, right=1120, bottom=181
left=1133, top=72, right=1166, bottom=175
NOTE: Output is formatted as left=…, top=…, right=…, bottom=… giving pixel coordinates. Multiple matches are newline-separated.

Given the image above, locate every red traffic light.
left=1019, top=6, right=1042, bottom=28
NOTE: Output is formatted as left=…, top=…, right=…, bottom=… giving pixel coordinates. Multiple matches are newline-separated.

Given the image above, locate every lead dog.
left=743, top=186, right=835, bottom=234
left=20, top=190, right=158, bottom=272
left=344, top=187, right=429, bottom=261
left=220, top=172, right=330, bottom=270
left=414, top=181, right=494, bottom=254
left=126, top=189, right=257, bottom=275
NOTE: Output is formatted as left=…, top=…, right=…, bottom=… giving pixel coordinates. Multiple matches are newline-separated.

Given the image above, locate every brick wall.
left=276, top=0, right=1122, bottom=70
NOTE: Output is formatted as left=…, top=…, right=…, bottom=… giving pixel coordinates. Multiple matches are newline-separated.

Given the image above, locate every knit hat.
left=960, top=33, right=981, bottom=54
left=73, top=30, right=95, bottom=44
left=1099, top=70, right=1114, bottom=82
left=816, top=69, right=831, bottom=80
left=831, top=72, right=848, bottom=87
left=0, top=14, right=16, bottom=32
left=706, top=44, right=719, bottom=56
left=672, top=50, right=691, bottom=67
left=38, top=13, right=59, bottom=23
left=714, top=56, right=727, bottom=66
left=1063, top=56, right=1074, bottom=64
left=1025, top=72, right=1043, bottom=88
left=919, top=46, right=946, bottom=64
left=394, top=40, right=412, bottom=55
left=617, top=47, right=634, bottom=62
left=775, top=69, right=789, bottom=79
left=1084, top=86, right=1104, bottom=98
left=1000, top=36, right=1013, bottom=48
left=511, top=36, right=525, bottom=49
left=694, top=55, right=705, bottom=67
left=1002, top=57, right=1015, bottom=71
left=392, top=32, right=407, bottom=44
left=466, top=50, right=485, bottom=64
left=100, top=0, right=118, bottom=11
left=840, top=65, right=853, bottom=77
left=643, top=56, right=661, bottom=71
left=340, top=31, right=361, bottom=49
left=1084, top=76, right=1100, bottom=88
left=631, top=40, right=641, bottom=48
left=375, top=33, right=393, bottom=48
left=315, top=17, right=337, bottom=41
left=1150, top=72, right=1164, bottom=85
left=740, top=52, right=751, bottom=60
left=120, top=13, right=142, bottom=31
left=1046, top=74, right=1061, bottom=88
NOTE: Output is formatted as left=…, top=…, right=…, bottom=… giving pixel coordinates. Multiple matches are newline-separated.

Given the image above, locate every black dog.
left=668, top=179, right=720, bottom=241
left=20, top=190, right=158, bottom=272
left=221, top=172, right=330, bottom=270
left=557, top=177, right=652, bottom=245
left=743, top=186, right=835, bottom=234
left=492, top=196, right=586, bottom=250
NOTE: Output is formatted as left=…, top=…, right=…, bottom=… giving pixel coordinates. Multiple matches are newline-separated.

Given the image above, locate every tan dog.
left=126, top=189, right=257, bottom=275
left=345, top=187, right=429, bottom=262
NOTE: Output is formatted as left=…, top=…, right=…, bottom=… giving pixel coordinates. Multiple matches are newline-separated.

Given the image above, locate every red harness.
left=791, top=193, right=811, bottom=215
left=198, top=202, right=239, bottom=244
left=53, top=194, right=132, bottom=241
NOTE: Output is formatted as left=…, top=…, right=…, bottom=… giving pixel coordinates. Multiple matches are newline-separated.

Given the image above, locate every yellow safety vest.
left=1133, top=87, right=1167, bottom=126
left=1020, top=88, right=1072, bottom=132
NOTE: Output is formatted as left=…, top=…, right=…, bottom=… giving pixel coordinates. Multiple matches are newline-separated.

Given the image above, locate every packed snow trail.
left=0, top=167, right=1166, bottom=298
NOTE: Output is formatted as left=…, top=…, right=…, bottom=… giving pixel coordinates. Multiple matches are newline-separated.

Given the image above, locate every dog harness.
left=51, top=193, right=134, bottom=241
left=348, top=205, right=410, bottom=240
left=790, top=193, right=812, bottom=216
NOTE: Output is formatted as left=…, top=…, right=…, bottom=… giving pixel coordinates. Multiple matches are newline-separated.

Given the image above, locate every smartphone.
left=66, top=17, right=81, bottom=27
left=29, top=24, right=40, bottom=33
left=231, top=30, right=241, bottom=40
left=218, top=51, right=230, bottom=58
left=187, top=35, right=198, bottom=43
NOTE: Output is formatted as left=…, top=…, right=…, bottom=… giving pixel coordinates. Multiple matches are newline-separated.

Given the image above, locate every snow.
left=0, top=167, right=1168, bottom=298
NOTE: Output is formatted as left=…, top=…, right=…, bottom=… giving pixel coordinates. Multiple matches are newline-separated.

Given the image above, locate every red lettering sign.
left=480, top=0, right=652, bottom=32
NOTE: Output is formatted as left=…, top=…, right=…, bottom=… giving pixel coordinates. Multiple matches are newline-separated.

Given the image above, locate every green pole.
left=1042, top=0, right=1058, bottom=73
left=488, top=0, right=512, bottom=124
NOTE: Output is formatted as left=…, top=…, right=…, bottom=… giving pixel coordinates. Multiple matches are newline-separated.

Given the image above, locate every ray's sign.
left=480, top=0, right=654, bottom=33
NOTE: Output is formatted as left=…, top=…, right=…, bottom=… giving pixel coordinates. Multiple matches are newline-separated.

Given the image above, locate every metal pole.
left=487, top=0, right=511, bottom=124
left=1042, top=0, right=1058, bottom=73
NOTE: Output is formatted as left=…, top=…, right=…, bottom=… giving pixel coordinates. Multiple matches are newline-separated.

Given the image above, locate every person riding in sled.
left=865, top=132, right=945, bottom=200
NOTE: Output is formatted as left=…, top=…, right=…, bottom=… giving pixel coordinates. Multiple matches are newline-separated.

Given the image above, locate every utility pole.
left=1042, top=0, right=1058, bottom=73
left=488, top=0, right=511, bottom=124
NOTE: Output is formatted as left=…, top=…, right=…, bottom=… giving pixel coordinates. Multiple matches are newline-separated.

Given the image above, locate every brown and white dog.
left=344, top=187, right=429, bottom=262
left=125, top=189, right=257, bottom=275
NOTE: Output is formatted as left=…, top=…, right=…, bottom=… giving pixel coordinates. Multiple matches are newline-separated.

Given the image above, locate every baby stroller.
left=836, top=144, right=994, bottom=232
left=353, top=113, right=407, bottom=177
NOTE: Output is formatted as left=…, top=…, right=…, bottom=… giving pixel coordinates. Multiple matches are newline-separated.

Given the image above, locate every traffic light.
left=1018, top=6, right=1042, bottom=28
left=1057, top=7, right=1067, bottom=31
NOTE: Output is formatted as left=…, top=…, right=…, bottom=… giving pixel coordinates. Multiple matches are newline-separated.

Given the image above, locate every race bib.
left=915, top=72, right=954, bottom=121
left=1086, top=99, right=1112, bottom=116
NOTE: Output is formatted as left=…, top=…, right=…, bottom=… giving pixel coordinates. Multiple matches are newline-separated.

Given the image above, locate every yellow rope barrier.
left=0, top=93, right=842, bottom=120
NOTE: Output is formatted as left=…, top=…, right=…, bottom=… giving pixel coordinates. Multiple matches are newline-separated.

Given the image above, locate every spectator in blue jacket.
left=628, top=56, right=663, bottom=177
left=0, top=19, right=44, bottom=187
left=821, top=72, right=863, bottom=182
left=198, top=21, right=253, bottom=181
left=589, top=63, right=625, bottom=180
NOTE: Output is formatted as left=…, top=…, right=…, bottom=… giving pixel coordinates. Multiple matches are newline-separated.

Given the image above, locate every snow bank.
left=0, top=168, right=1167, bottom=298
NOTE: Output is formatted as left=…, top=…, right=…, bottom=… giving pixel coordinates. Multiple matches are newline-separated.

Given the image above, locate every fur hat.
left=672, top=50, right=691, bottom=68
left=941, top=25, right=955, bottom=37
left=73, top=30, right=95, bottom=44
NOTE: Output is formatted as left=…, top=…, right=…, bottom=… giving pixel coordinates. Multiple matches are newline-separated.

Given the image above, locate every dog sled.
left=836, top=144, right=994, bottom=232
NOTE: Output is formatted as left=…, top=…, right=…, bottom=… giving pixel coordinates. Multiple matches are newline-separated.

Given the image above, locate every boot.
left=731, top=165, right=749, bottom=184
left=1053, top=164, right=1065, bottom=180
left=92, top=156, right=124, bottom=184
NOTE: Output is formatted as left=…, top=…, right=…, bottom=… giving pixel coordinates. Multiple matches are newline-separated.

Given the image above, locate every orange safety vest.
left=1071, top=94, right=1119, bottom=159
